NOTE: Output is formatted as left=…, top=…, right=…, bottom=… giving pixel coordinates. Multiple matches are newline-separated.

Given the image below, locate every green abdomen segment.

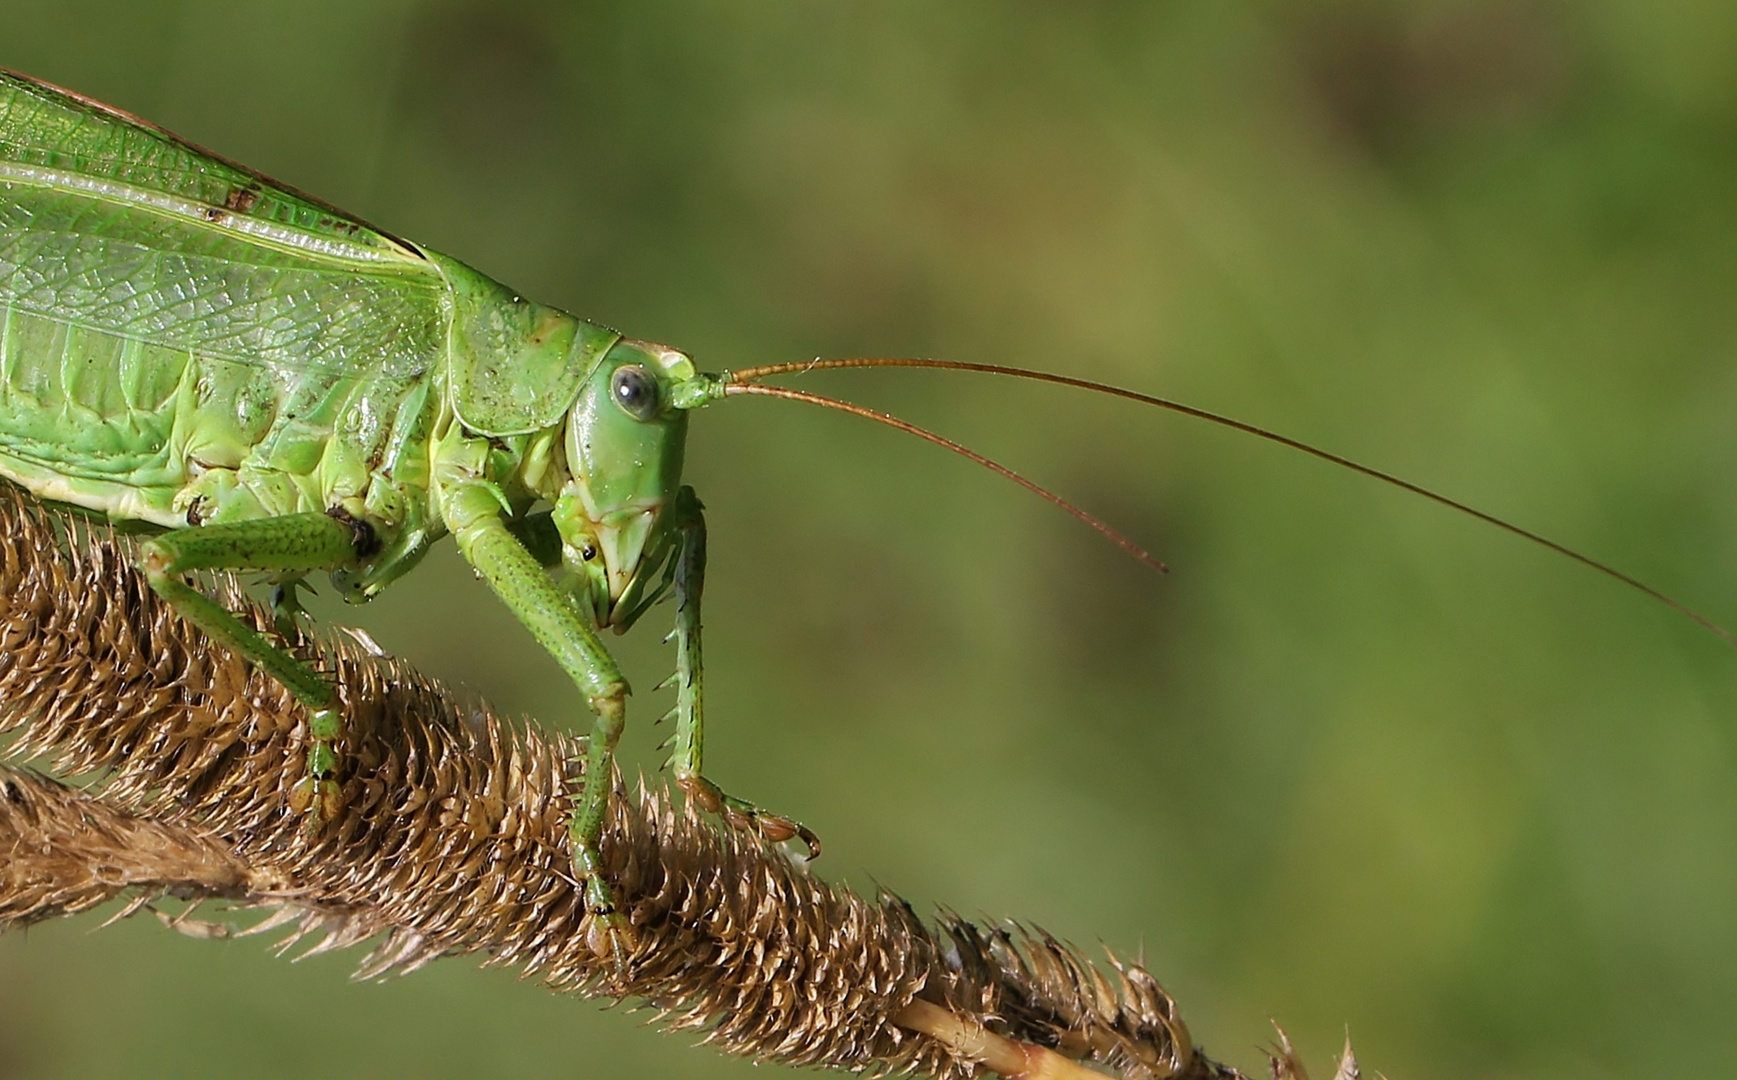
left=0, top=297, right=437, bottom=530
left=0, top=300, right=194, bottom=522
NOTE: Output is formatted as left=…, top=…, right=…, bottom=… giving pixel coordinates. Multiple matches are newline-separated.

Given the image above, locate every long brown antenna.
left=723, top=382, right=1167, bottom=573
left=727, top=358, right=1737, bottom=647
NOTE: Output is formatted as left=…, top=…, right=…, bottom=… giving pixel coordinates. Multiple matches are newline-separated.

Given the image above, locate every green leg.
left=664, top=488, right=820, bottom=857
left=271, top=578, right=315, bottom=640
left=139, top=513, right=365, bottom=827
left=440, top=483, right=635, bottom=960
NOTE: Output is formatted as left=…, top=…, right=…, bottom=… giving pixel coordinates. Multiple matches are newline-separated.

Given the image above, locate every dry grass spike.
left=0, top=483, right=1349, bottom=1078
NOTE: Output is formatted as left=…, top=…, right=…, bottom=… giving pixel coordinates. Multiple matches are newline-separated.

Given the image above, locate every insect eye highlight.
left=610, top=364, right=661, bottom=421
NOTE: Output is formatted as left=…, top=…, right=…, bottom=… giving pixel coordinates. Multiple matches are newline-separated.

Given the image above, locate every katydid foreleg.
left=663, top=487, right=818, bottom=856
left=139, top=512, right=370, bottom=826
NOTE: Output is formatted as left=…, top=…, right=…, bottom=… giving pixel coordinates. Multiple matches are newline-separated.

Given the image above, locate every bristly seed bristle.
left=0, top=485, right=1265, bottom=1080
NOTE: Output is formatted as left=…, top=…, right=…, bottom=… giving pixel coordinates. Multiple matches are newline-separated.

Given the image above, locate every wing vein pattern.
left=0, top=70, right=452, bottom=525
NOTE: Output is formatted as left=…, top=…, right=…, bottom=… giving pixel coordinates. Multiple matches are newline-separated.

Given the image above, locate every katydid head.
left=552, top=339, right=703, bottom=628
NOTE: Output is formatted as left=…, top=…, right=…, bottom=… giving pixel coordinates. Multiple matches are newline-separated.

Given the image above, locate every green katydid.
left=0, top=68, right=1727, bottom=958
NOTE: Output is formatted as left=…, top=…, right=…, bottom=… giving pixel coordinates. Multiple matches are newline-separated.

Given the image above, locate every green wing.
left=0, top=68, right=446, bottom=379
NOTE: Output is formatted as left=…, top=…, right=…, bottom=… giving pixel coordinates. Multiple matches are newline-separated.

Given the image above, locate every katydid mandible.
left=0, top=69, right=1727, bottom=957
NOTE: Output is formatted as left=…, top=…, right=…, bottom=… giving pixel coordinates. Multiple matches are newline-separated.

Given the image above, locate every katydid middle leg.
left=138, top=512, right=369, bottom=826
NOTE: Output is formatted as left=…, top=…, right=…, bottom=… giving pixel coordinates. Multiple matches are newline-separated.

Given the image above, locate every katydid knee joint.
left=139, top=543, right=171, bottom=577
left=589, top=691, right=627, bottom=736
left=324, top=505, right=380, bottom=558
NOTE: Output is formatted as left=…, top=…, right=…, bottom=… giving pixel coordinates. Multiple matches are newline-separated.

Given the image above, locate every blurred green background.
left=4, top=2, right=1737, bottom=1077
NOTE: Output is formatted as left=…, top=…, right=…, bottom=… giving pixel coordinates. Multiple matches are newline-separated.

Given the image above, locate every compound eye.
left=610, top=364, right=661, bottom=421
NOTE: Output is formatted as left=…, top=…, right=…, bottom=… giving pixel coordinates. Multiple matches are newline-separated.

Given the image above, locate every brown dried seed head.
left=0, top=485, right=1266, bottom=1080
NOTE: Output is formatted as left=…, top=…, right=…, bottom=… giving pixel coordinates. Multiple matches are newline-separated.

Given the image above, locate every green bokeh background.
left=4, top=3, right=1737, bottom=1077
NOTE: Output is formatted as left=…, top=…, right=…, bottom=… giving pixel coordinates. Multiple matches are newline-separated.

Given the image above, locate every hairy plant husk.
left=0, top=485, right=1348, bottom=1079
